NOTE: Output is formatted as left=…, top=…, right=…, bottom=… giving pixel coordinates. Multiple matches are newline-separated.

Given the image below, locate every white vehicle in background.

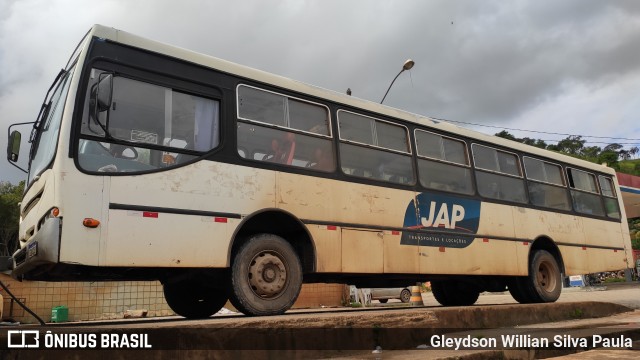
left=371, top=287, right=412, bottom=303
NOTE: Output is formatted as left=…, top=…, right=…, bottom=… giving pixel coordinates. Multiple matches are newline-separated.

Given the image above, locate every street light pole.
left=380, top=59, right=415, bottom=104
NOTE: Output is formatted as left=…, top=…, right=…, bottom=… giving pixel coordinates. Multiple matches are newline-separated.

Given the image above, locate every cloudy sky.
left=1, top=0, right=640, bottom=184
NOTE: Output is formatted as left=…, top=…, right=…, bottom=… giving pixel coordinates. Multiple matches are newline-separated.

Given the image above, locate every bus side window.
left=598, top=175, right=621, bottom=219
left=415, top=130, right=474, bottom=195
left=567, top=168, right=605, bottom=216
left=523, top=157, right=571, bottom=211
left=472, top=144, right=527, bottom=204
left=338, top=110, right=414, bottom=185
left=78, top=70, right=220, bottom=173
left=237, top=121, right=335, bottom=172
left=237, top=85, right=335, bottom=172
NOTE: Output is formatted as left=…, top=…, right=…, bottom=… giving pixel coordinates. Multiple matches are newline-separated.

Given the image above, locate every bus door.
left=77, top=70, right=227, bottom=268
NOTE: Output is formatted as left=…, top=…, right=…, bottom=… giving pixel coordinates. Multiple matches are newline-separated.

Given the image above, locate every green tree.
left=597, top=151, right=620, bottom=169
left=495, top=130, right=517, bottom=141
left=581, top=146, right=602, bottom=161
left=0, top=181, right=24, bottom=256
left=533, top=139, right=548, bottom=149
left=493, top=131, right=547, bottom=149
left=555, top=136, right=585, bottom=155
left=603, top=143, right=623, bottom=152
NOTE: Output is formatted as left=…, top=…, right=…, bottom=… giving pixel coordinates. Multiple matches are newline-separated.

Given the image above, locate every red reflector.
left=392, top=231, right=400, bottom=235
left=483, top=238, right=489, bottom=243
left=523, top=242, right=529, bottom=246
left=614, top=249, right=618, bottom=252
left=439, top=247, right=445, bottom=252
left=327, top=225, right=337, bottom=231
left=582, top=246, right=587, bottom=250
left=214, top=217, right=227, bottom=223
left=143, top=212, right=158, bottom=218
left=82, top=218, right=100, bottom=228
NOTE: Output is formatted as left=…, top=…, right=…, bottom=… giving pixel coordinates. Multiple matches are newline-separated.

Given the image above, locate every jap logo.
left=401, top=192, right=481, bottom=248
left=7, top=330, right=40, bottom=348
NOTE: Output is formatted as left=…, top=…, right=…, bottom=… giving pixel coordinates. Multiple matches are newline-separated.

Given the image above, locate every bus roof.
left=88, top=24, right=615, bottom=176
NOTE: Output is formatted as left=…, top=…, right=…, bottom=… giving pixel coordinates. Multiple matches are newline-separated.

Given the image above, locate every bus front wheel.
left=163, top=280, right=227, bottom=319
left=230, top=233, right=302, bottom=316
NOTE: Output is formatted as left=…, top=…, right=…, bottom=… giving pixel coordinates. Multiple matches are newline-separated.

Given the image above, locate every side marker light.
left=83, top=218, right=100, bottom=228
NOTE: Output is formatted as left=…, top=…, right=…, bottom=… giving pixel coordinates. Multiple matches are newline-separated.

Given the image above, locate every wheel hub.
left=537, top=261, right=556, bottom=292
left=248, top=252, right=287, bottom=298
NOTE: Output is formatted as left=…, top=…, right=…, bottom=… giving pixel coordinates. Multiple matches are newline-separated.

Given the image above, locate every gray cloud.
left=1, top=0, right=639, bottom=183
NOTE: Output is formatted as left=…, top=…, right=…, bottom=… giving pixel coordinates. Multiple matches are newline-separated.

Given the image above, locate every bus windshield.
left=27, top=67, right=74, bottom=185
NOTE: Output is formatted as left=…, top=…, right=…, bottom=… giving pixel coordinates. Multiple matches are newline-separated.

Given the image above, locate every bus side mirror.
left=7, top=130, right=21, bottom=162
left=96, top=73, right=113, bottom=112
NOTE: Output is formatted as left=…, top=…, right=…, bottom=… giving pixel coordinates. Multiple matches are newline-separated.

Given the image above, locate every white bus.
left=5, top=25, right=634, bottom=317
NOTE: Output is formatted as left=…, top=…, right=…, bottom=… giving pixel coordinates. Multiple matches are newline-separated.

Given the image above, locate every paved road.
left=377, top=282, right=640, bottom=309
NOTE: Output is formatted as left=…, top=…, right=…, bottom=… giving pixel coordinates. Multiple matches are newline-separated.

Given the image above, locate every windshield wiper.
left=28, top=69, right=67, bottom=158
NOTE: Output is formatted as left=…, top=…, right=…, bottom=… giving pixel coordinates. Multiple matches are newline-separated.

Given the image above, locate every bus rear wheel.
left=230, top=234, right=302, bottom=316
left=507, top=278, right=531, bottom=303
left=163, top=280, right=227, bottom=319
left=510, top=250, right=562, bottom=303
left=431, top=280, right=480, bottom=306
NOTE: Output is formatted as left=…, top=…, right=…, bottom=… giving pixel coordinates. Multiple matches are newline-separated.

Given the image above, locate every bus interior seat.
left=285, top=141, right=296, bottom=165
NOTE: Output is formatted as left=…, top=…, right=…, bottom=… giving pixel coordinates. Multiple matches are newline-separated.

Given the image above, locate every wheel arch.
left=529, top=236, right=565, bottom=274
left=227, top=208, right=316, bottom=274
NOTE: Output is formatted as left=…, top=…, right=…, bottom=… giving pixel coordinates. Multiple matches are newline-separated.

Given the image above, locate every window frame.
left=76, top=68, right=223, bottom=175
left=598, top=175, right=617, bottom=198
left=471, top=144, right=524, bottom=179
left=414, top=129, right=471, bottom=167
left=236, top=84, right=333, bottom=139
left=566, top=167, right=601, bottom=195
left=521, top=156, right=572, bottom=210
left=598, top=175, right=621, bottom=219
left=414, top=129, right=475, bottom=195
left=522, top=156, right=567, bottom=187
left=337, top=109, right=412, bottom=155
left=470, top=143, right=528, bottom=203
left=336, top=109, right=414, bottom=185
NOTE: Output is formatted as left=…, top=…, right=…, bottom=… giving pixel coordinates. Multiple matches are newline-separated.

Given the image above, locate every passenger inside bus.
left=309, top=147, right=333, bottom=171
left=264, top=133, right=296, bottom=164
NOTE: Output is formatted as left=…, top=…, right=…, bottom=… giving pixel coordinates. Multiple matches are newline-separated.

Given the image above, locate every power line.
left=539, top=140, right=640, bottom=146
left=435, top=117, right=640, bottom=141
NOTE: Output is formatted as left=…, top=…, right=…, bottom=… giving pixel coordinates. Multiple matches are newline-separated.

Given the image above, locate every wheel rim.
left=401, top=290, right=410, bottom=303
left=536, top=260, right=557, bottom=293
left=248, top=250, right=288, bottom=299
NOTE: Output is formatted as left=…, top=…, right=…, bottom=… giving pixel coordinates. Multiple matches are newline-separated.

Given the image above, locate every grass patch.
left=569, top=308, right=584, bottom=319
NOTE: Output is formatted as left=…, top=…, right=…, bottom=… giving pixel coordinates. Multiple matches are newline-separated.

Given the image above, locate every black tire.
left=378, top=299, right=389, bottom=304
left=230, top=234, right=303, bottom=316
left=400, top=289, right=411, bottom=303
left=508, top=277, right=531, bottom=304
left=522, top=250, right=562, bottom=303
left=431, top=280, right=480, bottom=306
left=431, top=281, right=454, bottom=306
left=163, top=280, right=227, bottom=319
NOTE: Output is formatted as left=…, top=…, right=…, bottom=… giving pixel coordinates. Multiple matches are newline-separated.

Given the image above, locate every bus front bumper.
left=7, top=217, right=61, bottom=278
